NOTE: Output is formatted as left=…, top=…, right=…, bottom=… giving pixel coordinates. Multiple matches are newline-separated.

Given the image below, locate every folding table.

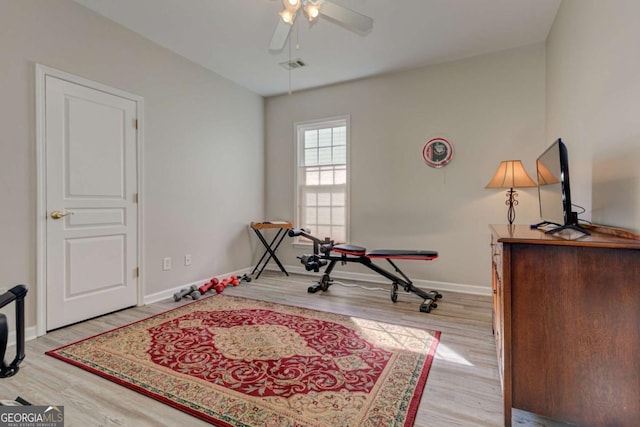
left=250, top=221, right=293, bottom=279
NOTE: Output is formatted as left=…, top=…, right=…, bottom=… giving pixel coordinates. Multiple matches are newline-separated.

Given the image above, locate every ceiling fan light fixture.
left=283, top=0, right=300, bottom=13
left=279, top=8, right=295, bottom=24
left=269, top=0, right=373, bottom=51
left=304, top=2, right=320, bottom=21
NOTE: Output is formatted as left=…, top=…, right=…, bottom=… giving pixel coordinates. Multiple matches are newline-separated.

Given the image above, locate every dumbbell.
left=199, top=278, right=220, bottom=295
left=213, top=277, right=231, bottom=294
left=173, top=285, right=200, bottom=301
left=213, top=276, right=238, bottom=293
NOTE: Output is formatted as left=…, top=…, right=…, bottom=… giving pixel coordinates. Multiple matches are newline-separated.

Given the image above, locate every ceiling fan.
left=269, top=0, right=374, bottom=51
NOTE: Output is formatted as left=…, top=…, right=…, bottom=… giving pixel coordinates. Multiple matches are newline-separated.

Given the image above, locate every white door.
left=44, top=74, right=139, bottom=330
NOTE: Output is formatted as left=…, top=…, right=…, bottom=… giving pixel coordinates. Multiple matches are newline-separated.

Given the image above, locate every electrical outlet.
left=162, top=257, right=172, bottom=271
left=184, top=254, right=192, bottom=266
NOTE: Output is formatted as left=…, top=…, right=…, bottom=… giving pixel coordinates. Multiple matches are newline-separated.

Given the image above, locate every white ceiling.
left=74, top=0, right=561, bottom=97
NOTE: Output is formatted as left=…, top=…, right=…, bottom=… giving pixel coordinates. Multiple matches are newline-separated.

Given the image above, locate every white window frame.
left=294, top=115, right=350, bottom=245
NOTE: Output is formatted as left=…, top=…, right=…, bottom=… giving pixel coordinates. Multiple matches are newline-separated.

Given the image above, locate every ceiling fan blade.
left=319, top=1, right=373, bottom=35
left=269, top=19, right=293, bottom=51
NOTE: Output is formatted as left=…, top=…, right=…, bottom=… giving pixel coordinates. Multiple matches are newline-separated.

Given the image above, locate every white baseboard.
left=6, top=326, right=38, bottom=348
left=143, top=268, right=253, bottom=305
left=142, top=262, right=491, bottom=307
left=274, top=264, right=492, bottom=296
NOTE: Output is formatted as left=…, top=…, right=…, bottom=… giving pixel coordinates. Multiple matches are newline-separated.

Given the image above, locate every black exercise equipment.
left=289, top=229, right=442, bottom=313
left=1, top=285, right=28, bottom=378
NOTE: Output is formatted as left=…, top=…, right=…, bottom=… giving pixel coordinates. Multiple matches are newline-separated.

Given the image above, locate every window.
left=295, top=116, right=349, bottom=243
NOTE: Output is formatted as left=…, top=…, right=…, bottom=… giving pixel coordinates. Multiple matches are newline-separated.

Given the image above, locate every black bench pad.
left=366, top=249, right=438, bottom=260
left=333, top=245, right=438, bottom=260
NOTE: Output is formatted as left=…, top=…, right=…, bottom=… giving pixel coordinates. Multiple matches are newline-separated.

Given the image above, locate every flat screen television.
left=536, top=138, right=589, bottom=235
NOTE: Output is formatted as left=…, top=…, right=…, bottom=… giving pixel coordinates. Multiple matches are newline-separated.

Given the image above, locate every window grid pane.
left=305, top=168, right=319, bottom=185
left=305, top=130, right=318, bottom=148
left=318, top=128, right=332, bottom=147
left=317, top=192, right=331, bottom=206
left=332, top=191, right=345, bottom=206
left=319, top=168, right=333, bottom=185
left=332, top=145, right=345, bottom=164
left=318, top=147, right=332, bottom=165
left=331, top=226, right=346, bottom=243
left=305, top=207, right=316, bottom=225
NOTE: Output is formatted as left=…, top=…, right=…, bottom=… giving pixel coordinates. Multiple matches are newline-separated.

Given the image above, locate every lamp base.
left=505, top=188, right=518, bottom=225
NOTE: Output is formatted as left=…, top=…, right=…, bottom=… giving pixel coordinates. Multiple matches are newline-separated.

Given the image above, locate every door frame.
left=35, top=64, right=145, bottom=336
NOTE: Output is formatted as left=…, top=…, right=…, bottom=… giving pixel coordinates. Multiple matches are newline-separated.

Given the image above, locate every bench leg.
left=308, top=260, right=337, bottom=293
left=377, top=259, right=442, bottom=312
left=419, top=290, right=442, bottom=313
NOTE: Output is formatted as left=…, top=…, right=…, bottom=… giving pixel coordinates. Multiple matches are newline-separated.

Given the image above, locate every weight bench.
left=288, top=229, right=442, bottom=313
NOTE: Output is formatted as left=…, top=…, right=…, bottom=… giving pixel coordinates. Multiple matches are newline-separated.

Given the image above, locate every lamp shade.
left=485, top=160, right=536, bottom=189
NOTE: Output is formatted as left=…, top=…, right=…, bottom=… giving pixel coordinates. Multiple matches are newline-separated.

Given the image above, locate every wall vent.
left=280, top=59, right=306, bottom=70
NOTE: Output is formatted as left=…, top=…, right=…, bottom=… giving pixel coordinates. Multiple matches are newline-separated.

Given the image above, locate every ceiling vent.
left=280, top=59, right=306, bottom=70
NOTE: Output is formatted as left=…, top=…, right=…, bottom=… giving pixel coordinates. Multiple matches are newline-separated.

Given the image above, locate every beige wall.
left=546, top=0, right=640, bottom=232
left=265, top=44, right=547, bottom=291
left=0, top=0, right=264, bottom=329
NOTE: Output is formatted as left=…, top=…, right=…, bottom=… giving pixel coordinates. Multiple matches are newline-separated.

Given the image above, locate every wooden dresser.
left=490, top=224, right=640, bottom=426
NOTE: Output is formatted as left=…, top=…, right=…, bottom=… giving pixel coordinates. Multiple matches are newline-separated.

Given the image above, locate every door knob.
left=50, top=210, right=74, bottom=220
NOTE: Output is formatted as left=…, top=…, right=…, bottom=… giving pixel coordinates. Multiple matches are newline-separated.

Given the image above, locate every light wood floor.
left=2, top=272, right=567, bottom=426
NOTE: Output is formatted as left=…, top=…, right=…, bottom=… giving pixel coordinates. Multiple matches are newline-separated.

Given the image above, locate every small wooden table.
left=250, top=221, right=293, bottom=279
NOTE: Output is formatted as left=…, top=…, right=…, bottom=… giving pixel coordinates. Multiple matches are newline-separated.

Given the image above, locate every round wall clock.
left=422, top=137, right=454, bottom=168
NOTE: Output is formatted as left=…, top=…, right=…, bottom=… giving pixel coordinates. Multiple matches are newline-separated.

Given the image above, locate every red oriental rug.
left=46, top=295, right=440, bottom=426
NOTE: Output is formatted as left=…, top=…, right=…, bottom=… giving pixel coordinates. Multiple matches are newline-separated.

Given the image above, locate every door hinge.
left=134, top=193, right=138, bottom=203
left=134, top=119, right=138, bottom=129
left=135, top=267, right=140, bottom=277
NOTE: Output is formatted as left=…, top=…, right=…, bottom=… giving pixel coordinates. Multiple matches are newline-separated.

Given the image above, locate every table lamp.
left=485, top=160, right=537, bottom=224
